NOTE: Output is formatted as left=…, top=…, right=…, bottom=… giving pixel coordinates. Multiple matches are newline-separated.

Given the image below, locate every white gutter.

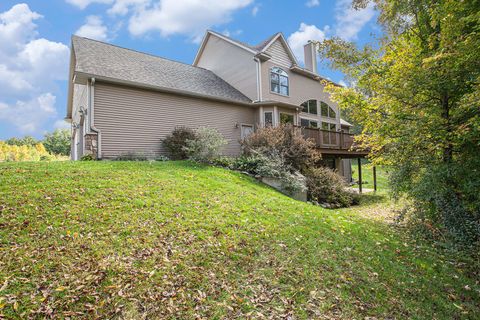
left=254, top=57, right=263, bottom=102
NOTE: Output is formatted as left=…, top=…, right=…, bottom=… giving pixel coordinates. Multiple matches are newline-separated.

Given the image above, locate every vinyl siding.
left=94, top=82, right=256, bottom=158
left=260, top=60, right=341, bottom=126
left=265, top=39, right=294, bottom=68
left=195, top=34, right=257, bottom=101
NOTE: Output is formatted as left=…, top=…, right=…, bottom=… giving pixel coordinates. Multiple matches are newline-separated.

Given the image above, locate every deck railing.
left=295, top=126, right=355, bottom=150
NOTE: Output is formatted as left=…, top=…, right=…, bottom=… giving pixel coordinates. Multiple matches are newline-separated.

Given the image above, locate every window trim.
left=270, top=67, right=289, bottom=97
left=301, top=99, right=318, bottom=115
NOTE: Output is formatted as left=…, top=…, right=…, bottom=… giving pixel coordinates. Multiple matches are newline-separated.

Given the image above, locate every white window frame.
left=270, top=67, right=289, bottom=96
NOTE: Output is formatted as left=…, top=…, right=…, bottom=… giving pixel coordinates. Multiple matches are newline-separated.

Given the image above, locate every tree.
left=43, top=129, right=71, bottom=156
left=5, top=136, right=38, bottom=146
left=317, top=0, right=480, bottom=244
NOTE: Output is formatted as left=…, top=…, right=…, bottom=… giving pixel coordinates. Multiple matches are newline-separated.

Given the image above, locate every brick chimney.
left=304, top=41, right=317, bottom=73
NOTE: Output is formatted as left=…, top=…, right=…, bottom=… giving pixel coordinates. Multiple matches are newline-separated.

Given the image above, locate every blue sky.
left=0, top=0, right=379, bottom=139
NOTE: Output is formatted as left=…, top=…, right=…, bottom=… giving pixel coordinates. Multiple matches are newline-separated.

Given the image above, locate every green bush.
left=305, top=167, right=358, bottom=208
left=162, top=127, right=196, bottom=160
left=80, top=154, right=95, bottom=161
left=209, top=156, right=235, bottom=168
left=184, top=127, right=227, bottom=162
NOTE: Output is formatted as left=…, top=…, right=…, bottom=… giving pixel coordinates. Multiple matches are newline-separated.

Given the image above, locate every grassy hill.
left=0, top=161, right=478, bottom=319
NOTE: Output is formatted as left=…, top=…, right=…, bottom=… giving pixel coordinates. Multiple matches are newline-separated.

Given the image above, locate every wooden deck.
left=296, top=126, right=368, bottom=157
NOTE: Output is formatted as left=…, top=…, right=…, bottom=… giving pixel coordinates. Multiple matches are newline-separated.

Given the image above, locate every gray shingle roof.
left=207, top=30, right=281, bottom=53
left=72, top=36, right=251, bottom=103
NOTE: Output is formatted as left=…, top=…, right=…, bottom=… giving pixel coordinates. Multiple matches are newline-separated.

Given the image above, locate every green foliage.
left=184, top=127, right=227, bottom=162
left=241, top=124, right=321, bottom=172
left=305, top=167, right=359, bottom=208
left=80, top=154, right=95, bottom=161
left=0, top=141, right=51, bottom=161
left=43, top=129, right=71, bottom=156
left=162, top=127, right=196, bottom=160
left=5, top=136, right=38, bottom=146
left=0, top=161, right=479, bottom=318
left=113, top=151, right=149, bottom=161
left=318, top=0, right=480, bottom=245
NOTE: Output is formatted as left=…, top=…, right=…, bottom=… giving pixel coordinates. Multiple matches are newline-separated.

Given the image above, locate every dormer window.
left=270, top=67, right=289, bottom=96
left=320, top=101, right=336, bottom=119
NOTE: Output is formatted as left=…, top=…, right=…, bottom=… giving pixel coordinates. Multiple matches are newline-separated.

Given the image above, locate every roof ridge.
left=71, top=35, right=210, bottom=71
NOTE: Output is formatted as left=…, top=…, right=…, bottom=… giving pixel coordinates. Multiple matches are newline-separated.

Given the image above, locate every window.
left=280, top=113, right=294, bottom=124
left=320, top=101, right=336, bottom=119
left=264, top=112, right=273, bottom=126
left=321, top=122, right=336, bottom=131
left=270, top=67, right=289, bottom=96
left=300, top=118, right=318, bottom=128
left=301, top=100, right=317, bottom=115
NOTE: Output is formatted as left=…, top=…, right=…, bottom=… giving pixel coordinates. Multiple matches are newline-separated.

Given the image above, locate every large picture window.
left=270, top=67, right=289, bottom=96
left=320, top=101, right=337, bottom=119
left=301, top=100, right=317, bottom=115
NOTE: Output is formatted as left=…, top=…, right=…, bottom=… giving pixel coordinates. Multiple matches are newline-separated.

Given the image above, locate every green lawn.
left=0, top=161, right=478, bottom=319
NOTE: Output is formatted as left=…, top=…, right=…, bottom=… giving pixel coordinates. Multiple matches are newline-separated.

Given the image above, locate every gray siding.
left=265, top=39, right=294, bottom=68
left=72, top=84, right=87, bottom=124
left=94, top=82, right=256, bottom=158
left=195, top=34, right=257, bottom=101
left=260, top=60, right=341, bottom=127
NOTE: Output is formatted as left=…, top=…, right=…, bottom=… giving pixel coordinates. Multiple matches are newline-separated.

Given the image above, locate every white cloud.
left=107, top=0, right=150, bottom=15
left=0, top=4, right=69, bottom=135
left=66, top=0, right=114, bottom=10
left=334, top=0, right=375, bottom=41
left=127, top=0, right=253, bottom=42
left=0, top=93, right=57, bottom=134
left=75, top=15, right=109, bottom=40
left=54, top=119, right=71, bottom=129
left=251, top=5, right=259, bottom=16
left=305, top=0, right=319, bottom=8
left=287, top=23, right=328, bottom=63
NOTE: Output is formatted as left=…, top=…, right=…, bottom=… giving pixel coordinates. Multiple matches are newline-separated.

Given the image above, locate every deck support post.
left=357, top=158, right=362, bottom=193
left=373, top=166, right=377, bottom=192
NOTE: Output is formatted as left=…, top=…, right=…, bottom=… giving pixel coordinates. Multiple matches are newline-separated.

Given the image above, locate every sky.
left=0, top=0, right=379, bottom=140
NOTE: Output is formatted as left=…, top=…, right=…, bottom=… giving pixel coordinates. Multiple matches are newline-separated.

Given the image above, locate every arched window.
left=301, top=99, right=317, bottom=114
left=320, top=101, right=336, bottom=119
left=270, top=67, right=289, bottom=96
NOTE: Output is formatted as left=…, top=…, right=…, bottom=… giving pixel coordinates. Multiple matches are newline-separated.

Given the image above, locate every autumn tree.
left=318, top=0, right=480, bottom=244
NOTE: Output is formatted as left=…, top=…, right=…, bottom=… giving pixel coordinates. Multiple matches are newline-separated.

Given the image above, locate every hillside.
left=0, top=161, right=478, bottom=319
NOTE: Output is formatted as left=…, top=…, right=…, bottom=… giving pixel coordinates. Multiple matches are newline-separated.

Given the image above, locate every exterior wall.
left=93, top=82, right=256, bottom=159
left=195, top=34, right=257, bottom=101
left=264, top=39, right=294, bottom=68
left=71, top=84, right=88, bottom=160
left=84, top=133, right=98, bottom=158
left=260, top=60, right=341, bottom=128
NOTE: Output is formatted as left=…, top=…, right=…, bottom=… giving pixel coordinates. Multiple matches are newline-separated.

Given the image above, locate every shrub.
left=43, top=129, right=71, bottom=156
left=232, top=152, right=306, bottom=193
left=241, top=124, right=320, bottom=172
left=210, top=156, right=235, bottom=168
left=184, top=127, right=227, bottom=162
left=162, top=127, right=196, bottom=160
left=305, top=167, right=357, bottom=208
left=80, top=154, right=95, bottom=161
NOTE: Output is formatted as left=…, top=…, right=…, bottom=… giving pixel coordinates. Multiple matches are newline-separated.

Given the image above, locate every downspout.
left=254, top=57, right=263, bottom=102
left=88, top=78, right=102, bottom=159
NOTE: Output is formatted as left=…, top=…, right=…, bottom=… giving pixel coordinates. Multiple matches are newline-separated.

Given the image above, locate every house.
left=66, top=30, right=367, bottom=180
